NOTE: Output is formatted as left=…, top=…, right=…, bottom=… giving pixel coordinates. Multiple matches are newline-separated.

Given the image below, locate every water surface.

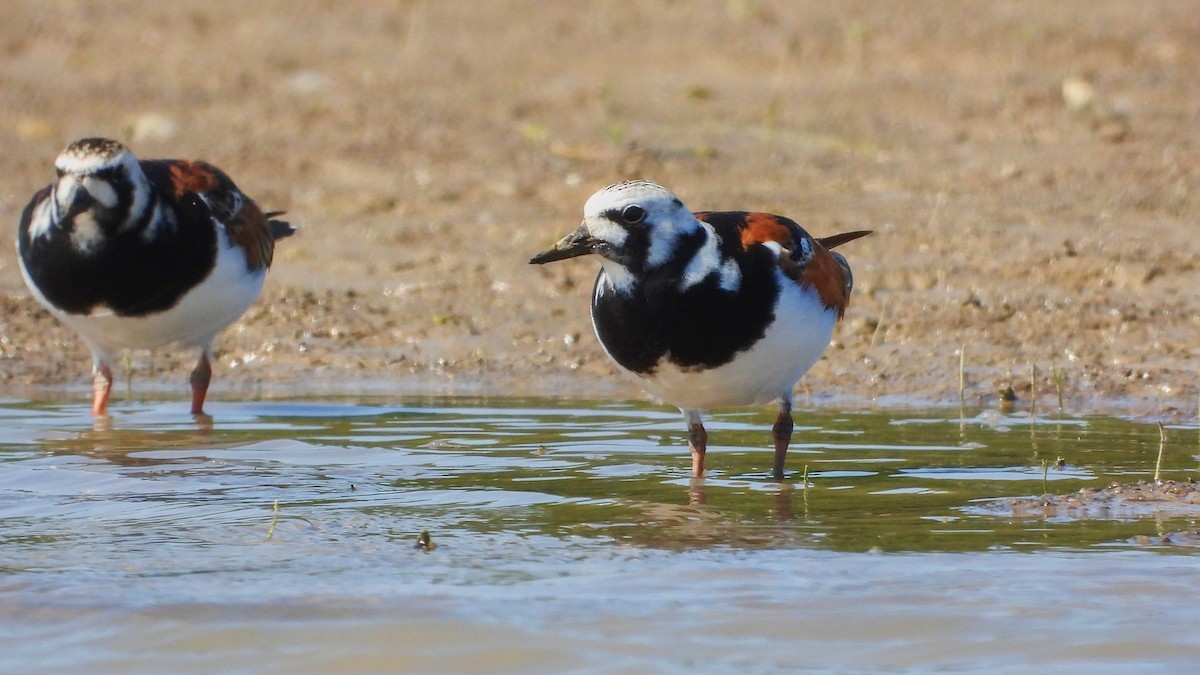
left=1, top=398, right=1198, bottom=672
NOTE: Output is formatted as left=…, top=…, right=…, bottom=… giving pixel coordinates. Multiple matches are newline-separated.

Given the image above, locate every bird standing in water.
left=16, top=138, right=294, bottom=416
left=531, top=180, right=868, bottom=480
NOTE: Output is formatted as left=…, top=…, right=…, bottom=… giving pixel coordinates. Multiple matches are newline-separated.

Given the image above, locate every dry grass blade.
left=1154, top=422, right=1166, bottom=484
left=265, top=499, right=280, bottom=541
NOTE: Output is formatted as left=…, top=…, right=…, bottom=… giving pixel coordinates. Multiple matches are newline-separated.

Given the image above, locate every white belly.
left=625, top=277, right=836, bottom=411
left=33, top=234, right=265, bottom=353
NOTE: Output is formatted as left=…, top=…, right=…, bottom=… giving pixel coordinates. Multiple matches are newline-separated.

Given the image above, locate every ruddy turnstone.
left=16, top=137, right=294, bottom=417
left=530, top=180, right=869, bottom=480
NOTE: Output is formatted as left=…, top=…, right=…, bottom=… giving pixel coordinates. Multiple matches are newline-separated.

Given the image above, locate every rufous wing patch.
left=800, top=247, right=852, bottom=318
left=224, top=197, right=276, bottom=270
left=736, top=212, right=797, bottom=251
left=732, top=212, right=851, bottom=313
left=739, top=214, right=857, bottom=317
left=699, top=210, right=863, bottom=317
left=168, top=160, right=276, bottom=271
left=167, top=161, right=221, bottom=198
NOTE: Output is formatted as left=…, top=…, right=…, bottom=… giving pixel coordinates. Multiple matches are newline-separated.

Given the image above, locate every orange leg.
left=92, top=362, right=114, bottom=417
left=685, top=410, right=707, bottom=478
left=771, top=398, right=794, bottom=481
left=190, top=352, right=212, bottom=416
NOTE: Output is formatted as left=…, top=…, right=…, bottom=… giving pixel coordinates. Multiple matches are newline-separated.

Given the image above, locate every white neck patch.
left=598, top=259, right=637, bottom=295
left=26, top=197, right=56, bottom=240
left=677, top=226, right=741, bottom=292
left=69, top=212, right=105, bottom=252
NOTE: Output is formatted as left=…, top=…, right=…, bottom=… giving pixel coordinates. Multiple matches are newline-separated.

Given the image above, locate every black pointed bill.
left=64, top=189, right=94, bottom=222
left=529, top=224, right=598, bottom=265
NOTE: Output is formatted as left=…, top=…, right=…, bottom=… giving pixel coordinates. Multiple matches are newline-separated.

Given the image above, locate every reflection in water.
left=0, top=399, right=1195, bottom=552
left=0, top=398, right=1198, bottom=671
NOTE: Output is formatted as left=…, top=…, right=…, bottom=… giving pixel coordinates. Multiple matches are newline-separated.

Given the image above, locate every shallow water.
left=1, top=397, right=1198, bottom=672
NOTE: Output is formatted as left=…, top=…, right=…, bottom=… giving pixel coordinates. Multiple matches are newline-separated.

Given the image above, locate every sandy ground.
left=2, top=1, right=1199, bottom=417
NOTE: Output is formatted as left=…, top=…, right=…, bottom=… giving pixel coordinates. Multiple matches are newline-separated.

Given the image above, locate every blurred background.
left=1, top=0, right=1197, bottom=411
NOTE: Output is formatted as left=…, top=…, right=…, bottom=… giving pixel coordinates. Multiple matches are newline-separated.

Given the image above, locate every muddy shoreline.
left=2, top=2, right=1198, bottom=420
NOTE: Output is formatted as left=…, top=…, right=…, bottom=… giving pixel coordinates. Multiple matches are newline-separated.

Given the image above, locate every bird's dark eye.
left=621, top=205, right=646, bottom=224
